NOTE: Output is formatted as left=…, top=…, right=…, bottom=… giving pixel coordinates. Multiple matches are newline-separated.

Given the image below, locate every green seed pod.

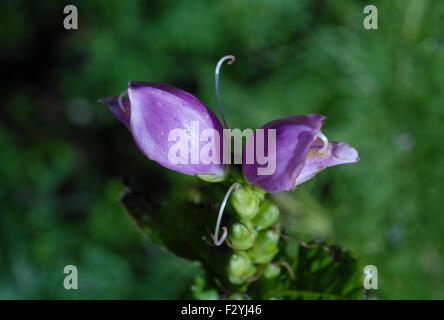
left=248, top=230, right=280, bottom=264
left=228, top=223, right=256, bottom=251
left=230, top=187, right=260, bottom=220
left=263, top=263, right=281, bottom=279
left=251, top=200, right=280, bottom=230
left=227, top=252, right=256, bottom=284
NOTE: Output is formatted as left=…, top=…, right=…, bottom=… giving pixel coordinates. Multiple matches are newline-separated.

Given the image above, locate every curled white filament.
left=316, top=132, right=329, bottom=153
left=212, top=182, right=239, bottom=246
left=215, top=55, right=235, bottom=129
left=118, top=89, right=128, bottom=113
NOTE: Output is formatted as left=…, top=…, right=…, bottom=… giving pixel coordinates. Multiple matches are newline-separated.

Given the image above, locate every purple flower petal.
left=295, top=141, right=359, bottom=185
left=243, top=114, right=359, bottom=193
left=127, top=82, right=225, bottom=177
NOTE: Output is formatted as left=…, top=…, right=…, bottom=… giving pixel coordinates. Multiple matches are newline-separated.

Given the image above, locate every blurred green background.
left=1, top=0, right=443, bottom=299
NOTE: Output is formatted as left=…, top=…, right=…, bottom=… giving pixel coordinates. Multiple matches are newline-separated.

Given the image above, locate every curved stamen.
left=215, top=55, right=235, bottom=129
left=212, top=182, right=239, bottom=246
left=118, top=89, right=128, bottom=113
left=214, top=227, right=228, bottom=247
left=316, top=132, right=329, bottom=153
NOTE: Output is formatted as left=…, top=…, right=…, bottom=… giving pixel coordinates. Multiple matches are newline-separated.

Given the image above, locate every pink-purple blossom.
left=242, top=114, right=359, bottom=193
left=99, top=81, right=226, bottom=180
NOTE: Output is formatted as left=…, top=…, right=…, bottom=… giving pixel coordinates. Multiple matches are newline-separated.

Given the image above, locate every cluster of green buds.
left=226, top=184, right=282, bottom=285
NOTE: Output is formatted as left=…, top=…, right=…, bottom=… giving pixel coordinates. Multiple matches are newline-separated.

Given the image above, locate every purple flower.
left=99, top=81, right=226, bottom=180
left=242, top=114, right=359, bottom=193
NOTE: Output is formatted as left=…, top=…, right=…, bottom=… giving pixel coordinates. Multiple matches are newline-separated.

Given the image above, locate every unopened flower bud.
left=250, top=185, right=266, bottom=201
left=230, top=186, right=261, bottom=220
left=99, top=82, right=226, bottom=181
left=248, top=230, right=280, bottom=264
left=251, top=200, right=280, bottom=230
left=227, top=253, right=256, bottom=284
left=228, top=223, right=256, bottom=251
